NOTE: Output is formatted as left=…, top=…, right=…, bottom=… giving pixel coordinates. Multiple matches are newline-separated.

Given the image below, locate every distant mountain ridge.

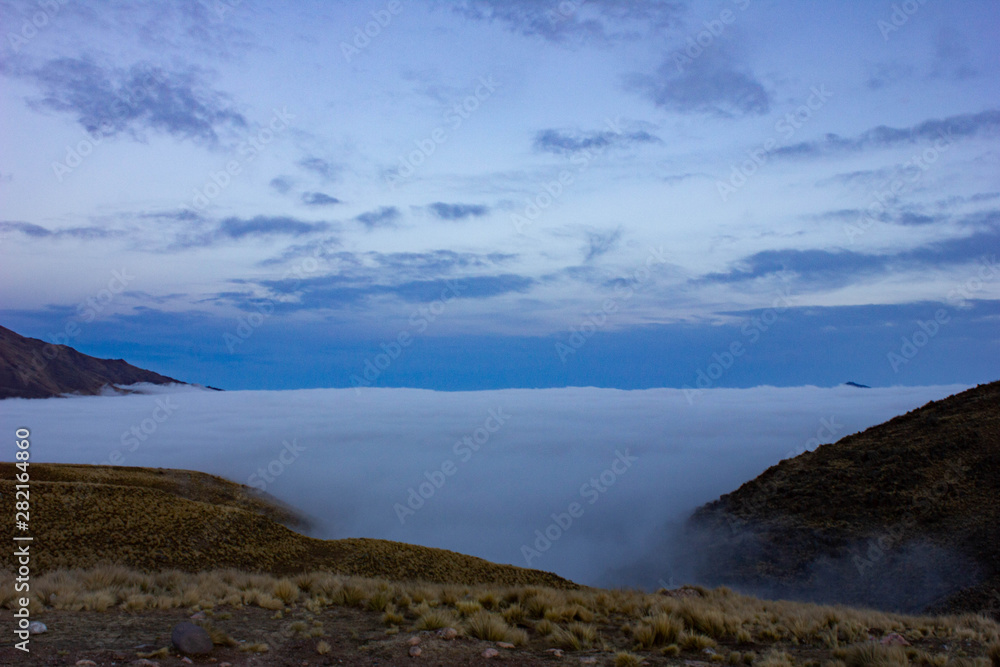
left=0, top=324, right=183, bottom=399
left=686, top=380, right=1000, bottom=619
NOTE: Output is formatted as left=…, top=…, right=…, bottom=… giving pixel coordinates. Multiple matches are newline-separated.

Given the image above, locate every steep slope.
left=0, top=324, right=183, bottom=399
left=0, top=463, right=575, bottom=589
left=686, top=381, right=1000, bottom=618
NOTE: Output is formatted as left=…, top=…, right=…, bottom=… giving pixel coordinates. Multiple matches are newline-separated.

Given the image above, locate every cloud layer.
left=0, top=384, right=964, bottom=587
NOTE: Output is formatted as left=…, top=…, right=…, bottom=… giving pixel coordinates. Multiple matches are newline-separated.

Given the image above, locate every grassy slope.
left=0, top=463, right=573, bottom=589
left=687, top=381, right=1000, bottom=617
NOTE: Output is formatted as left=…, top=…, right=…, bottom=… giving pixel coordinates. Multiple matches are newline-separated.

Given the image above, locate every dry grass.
left=6, top=565, right=998, bottom=665
left=844, top=642, right=910, bottom=667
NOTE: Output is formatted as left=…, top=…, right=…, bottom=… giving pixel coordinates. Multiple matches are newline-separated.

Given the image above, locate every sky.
left=0, top=382, right=965, bottom=589
left=1, top=0, right=998, bottom=391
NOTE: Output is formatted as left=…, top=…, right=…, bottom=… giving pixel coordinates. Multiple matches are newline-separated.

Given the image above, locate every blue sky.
left=1, top=0, right=998, bottom=390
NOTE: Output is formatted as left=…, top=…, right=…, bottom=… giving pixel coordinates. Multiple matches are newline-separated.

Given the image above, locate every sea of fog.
left=0, top=384, right=966, bottom=589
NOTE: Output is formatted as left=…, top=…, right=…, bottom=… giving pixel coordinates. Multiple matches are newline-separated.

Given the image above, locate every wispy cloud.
left=0, top=220, right=121, bottom=240
left=628, top=50, right=771, bottom=117
left=23, top=57, right=246, bottom=144
left=301, top=192, right=341, bottom=206
left=355, top=206, right=400, bottom=230
left=298, top=157, right=340, bottom=181
left=427, top=202, right=490, bottom=220
left=584, top=227, right=624, bottom=262
left=447, top=0, right=684, bottom=44
left=774, top=109, right=1000, bottom=158
left=533, top=128, right=660, bottom=154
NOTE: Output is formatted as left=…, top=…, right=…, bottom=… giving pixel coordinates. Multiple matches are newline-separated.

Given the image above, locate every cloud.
left=427, top=202, right=490, bottom=220
left=447, top=0, right=684, bottom=44
left=929, top=27, right=977, bottom=81
left=0, top=221, right=121, bottom=240
left=218, top=216, right=329, bottom=239
left=532, top=128, right=660, bottom=154
left=258, top=272, right=535, bottom=309
left=584, top=227, right=623, bottom=262
left=298, top=157, right=340, bottom=181
left=24, top=57, right=246, bottom=144
left=355, top=206, right=401, bottom=229
left=0, top=384, right=961, bottom=587
left=628, top=50, right=771, bottom=117
left=774, top=109, right=1000, bottom=158
left=301, top=192, right=342, bottom=207
left=699, top=222, right=1000, bottom=286
left=269, top=177, right=293, bottom=194
left=865, top=61, right=915, bottom=90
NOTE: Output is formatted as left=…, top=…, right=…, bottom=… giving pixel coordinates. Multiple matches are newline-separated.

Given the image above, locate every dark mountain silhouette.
left=685, top=381, right=1000, bottom=619
left=0, top=324, right=183, bottom=399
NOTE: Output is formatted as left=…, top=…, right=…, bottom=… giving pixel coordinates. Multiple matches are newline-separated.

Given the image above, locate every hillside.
left=0, top=463, right=574, bottom=589
left=686, top=381, right=1000, bottom=618
left=0, top=324, right=183, bottom=399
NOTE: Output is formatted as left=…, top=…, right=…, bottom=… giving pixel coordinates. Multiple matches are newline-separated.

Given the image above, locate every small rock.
left=482, top=648, right=500, bottom=658
left=497, top=641, right=516, bottom=649
left=28, top=621, right=47, bottom=634
left=189, top=611, right=207, bottom=620
left=408, top=636, right=422, bottom=646
left=546, top=648, right=564, bottom=657
left=171, top=621, right=214, bottom=655
left=409, top=646, right=422, bottom=657
left=881, top=633, right=910, bottom=646
left=703, top=648, right=717, bottom=655
left=134, top=660, right=159, bottom=666
left=75, top=661, right=97, bottom=667
left=437, top=627, right=458, bottom=640
left=182, top=658, right=194, bottom=664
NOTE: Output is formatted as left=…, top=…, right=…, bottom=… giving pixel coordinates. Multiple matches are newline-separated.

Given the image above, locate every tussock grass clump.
left=756, top=649, right=795, bottom=667
left=633, top=613, right=683, bottom=648
left=845, top=643, right=909, bottom=667
left=614, top=652, right=645, bottom=667
left=465, top=610, right=518, bottom=642
left=415, top=608, right=458, bottom=631
left=988, top=643, right=1000, bottom=667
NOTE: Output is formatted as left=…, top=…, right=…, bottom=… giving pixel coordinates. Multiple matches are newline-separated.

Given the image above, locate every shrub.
left=989, top=644, right=1000, bottom=667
